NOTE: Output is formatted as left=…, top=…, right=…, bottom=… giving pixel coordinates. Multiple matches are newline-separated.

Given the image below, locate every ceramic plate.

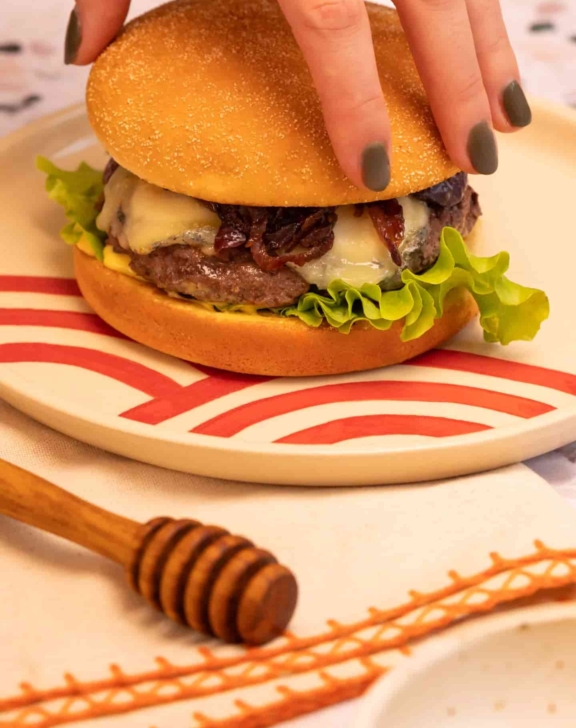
left=353, top=600, right=576, bottom=727
left=0, top=102, right=575, bottom=485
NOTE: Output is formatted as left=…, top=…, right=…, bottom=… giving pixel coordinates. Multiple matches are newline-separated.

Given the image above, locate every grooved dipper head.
left=127, top=517, right=298, bottom=645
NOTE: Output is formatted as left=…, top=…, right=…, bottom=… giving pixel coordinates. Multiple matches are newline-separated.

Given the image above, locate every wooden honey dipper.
left=0, top=458, right=298, bottom=645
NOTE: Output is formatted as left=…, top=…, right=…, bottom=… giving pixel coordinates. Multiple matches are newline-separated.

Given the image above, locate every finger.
left=466, top=0, right=531, bottom=131
left=65, top=0, right=130, bottom=66
left=394, top=0, right=498, bottom=175
left=276, top=0, right=392, bottom=191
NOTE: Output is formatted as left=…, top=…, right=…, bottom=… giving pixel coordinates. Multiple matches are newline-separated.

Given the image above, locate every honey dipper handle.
left=0, top=458, right=140, bottom=565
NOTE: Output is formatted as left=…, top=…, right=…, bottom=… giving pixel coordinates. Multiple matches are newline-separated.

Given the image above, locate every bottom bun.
left=74, top=247, right=478, bottom=377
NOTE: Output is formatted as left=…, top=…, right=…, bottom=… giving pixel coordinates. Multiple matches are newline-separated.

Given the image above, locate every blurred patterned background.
left=1, top=0, right=575, bottom=136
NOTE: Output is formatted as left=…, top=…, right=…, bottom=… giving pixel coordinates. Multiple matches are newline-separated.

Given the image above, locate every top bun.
left=87, top=0, right=459, bottom=207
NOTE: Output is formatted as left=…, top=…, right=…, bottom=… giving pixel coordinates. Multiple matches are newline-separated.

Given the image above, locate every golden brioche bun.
left=74, top=248, right=478, bottom=377
left=87, top=0, right=459, bottom=207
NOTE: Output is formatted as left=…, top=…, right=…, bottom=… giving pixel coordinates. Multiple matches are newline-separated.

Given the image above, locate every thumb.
left=65, top=0, right=131, bottom=65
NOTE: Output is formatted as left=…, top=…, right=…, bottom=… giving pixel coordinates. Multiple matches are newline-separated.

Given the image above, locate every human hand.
left=65, top=0, right=531, bottom=192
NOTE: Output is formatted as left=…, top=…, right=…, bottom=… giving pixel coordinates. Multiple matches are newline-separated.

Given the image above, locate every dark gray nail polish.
left=467, top=121, right=498, bottom=175
left=64, top=8, right=81, bottom=65
left=361, top=142, right=390, bottom=191
left=502, top=81, right=532, bottom=128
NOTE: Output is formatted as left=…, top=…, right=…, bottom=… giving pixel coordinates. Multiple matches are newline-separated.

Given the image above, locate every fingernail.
left=64, top=8, right=82, bottom=64
left=361, top=142, right=390, bottom=191
left=502, top=80, right=532, bottom=128
left=467, top=121, right=498, bottom=175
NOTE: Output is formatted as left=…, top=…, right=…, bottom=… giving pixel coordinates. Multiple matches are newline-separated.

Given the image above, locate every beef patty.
left=129, top=246, right=310, bottom=308
left=104, top=167, right=480, bottom=307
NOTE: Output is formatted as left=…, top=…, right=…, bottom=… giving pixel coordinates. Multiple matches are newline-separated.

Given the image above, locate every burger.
left=38, top=0, right=548, bottom=376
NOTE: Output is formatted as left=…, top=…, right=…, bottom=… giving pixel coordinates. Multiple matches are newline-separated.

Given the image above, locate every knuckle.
left=414, top=0, right=455, bottom=12
left=346, top=92, right=383, bottom=116
left=454, top=72, right=486, bottom=106
left=478, top=30, right=511, bottom=59
left=301, top=0, right=365, bottom=34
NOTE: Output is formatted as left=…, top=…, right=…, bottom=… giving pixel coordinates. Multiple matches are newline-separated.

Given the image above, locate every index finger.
left=66, top=0, right=131, bottom=65
left=277, top=0, right=392, bottom=192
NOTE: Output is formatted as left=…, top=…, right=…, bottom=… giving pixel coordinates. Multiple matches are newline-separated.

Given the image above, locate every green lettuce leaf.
left=280, top=227, right=549, bottom=345
left=36, top=156, right=106, bottom=260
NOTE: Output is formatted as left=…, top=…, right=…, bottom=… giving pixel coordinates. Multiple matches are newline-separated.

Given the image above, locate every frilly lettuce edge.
left=37, top=157, right=549, bottom=345
left=36, top=156, right=106, bottom=260
left=279, top=228, right=549, bottom=344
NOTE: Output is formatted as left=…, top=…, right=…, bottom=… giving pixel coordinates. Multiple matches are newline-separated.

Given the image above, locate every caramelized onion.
left=251, top=233, right=334, bottom=272
left=367, top=200, right=404, bottom=267
left=103, top=158, right=119, bottom=184
left=209, top=203, right=336, bottom=271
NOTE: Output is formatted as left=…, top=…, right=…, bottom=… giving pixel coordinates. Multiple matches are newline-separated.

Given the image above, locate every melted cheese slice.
left=398, top=196, right=430, bottom=244
left=103, top=245, right=141, bottom=278
left=292, top=198, right=429, bottom=289
left=97, top=167, right=220, bottom=255
left=97, top=168, right=430, bottom=290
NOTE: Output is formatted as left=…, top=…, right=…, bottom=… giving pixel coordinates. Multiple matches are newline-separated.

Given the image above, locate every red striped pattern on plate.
left=0, top=276, right=81, bottom=296
left=1, top=275, right=575, bottom=446
left=190, top=381, right=554, bottom=438
left=411, top=350, right=576, bottom=396
left=0, top=343, right=180, bottom=398
left=276, top=415, right=492, bottom=444
left=0, top=309, right=126, bottom=338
